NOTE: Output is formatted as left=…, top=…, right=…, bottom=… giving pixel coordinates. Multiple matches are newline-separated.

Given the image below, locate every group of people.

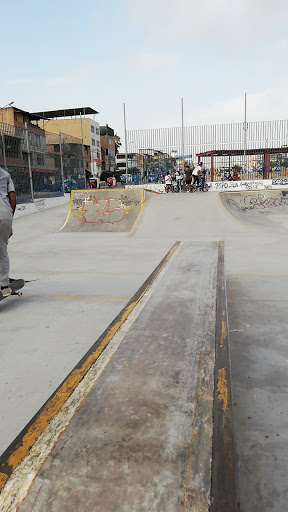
left=164, top=162, right=205, bottom=193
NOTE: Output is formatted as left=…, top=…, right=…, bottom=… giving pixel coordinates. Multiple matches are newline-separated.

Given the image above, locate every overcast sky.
left=1, top=0, right=288, bottom=142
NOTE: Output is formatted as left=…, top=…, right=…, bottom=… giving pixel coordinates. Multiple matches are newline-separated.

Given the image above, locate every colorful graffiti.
left=76, top=198, right=130, bottom=224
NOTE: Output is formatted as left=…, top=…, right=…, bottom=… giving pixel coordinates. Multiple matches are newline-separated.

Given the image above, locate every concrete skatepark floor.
left=1, top=189, right=288, bottom=511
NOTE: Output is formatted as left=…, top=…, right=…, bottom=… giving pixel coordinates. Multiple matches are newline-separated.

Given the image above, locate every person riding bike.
left=192, top=162, right=203, bottom=187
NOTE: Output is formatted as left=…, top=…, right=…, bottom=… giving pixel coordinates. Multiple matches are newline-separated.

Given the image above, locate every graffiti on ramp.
left=61, top=189, right=146, bottom=232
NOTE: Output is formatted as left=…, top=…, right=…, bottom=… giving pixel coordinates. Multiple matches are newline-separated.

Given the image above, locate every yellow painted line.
left=217, top=368, right=228, bottom=412
left=58, top=191, right=74, bottom=231
left=220, top=320, right=227, bottom=348
left=128, top=188, right=147, bottom=236
left=259, top=214, right=288, bottom=232
left=0, top=241, right=180, bottom=490
left=229, top=273, right=288, bottom=277
left=228, top=297, right=288, bottom=303
left=44, top=296, right=128, bottom=302
left=217, top=193, right=256, bottom=230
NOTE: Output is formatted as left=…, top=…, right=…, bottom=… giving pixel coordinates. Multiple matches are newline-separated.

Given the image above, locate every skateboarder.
left=0, top=166, right=16, bottom=297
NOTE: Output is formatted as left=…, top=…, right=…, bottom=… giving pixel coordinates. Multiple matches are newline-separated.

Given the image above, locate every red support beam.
left=264, top=152, right=270, bottom=179
left=211, top=152, right=214, bottom=182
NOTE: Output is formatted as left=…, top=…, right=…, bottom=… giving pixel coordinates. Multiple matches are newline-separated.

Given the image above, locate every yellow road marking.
left=217, top=368, right=228, bottom=412
left=0, top=241, right=180, bottom=490
left=229, top=273, right=288, bottom=277
left=128, top=188, right=147, bottom=236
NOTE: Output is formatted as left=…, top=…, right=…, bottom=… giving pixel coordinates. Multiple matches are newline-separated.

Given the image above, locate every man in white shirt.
left=192, top=162, right=203, bottom=187
left=0, top=167, right=16, bottom=297
left=165, top=172, right=172, bottom=192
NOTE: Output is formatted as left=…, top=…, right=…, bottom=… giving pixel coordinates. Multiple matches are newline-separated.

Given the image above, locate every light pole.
left=123, top=103, right=129, bottom=184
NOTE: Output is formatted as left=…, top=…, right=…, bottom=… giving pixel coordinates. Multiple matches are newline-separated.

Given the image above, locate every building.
left=0, top=106, right=57, bottom=196
left=31, top=107, right=101, bottom=180
left=100, top=125, right=116, bottom=173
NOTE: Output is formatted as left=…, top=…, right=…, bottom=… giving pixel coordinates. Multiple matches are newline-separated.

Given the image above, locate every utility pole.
left=1, top=132, right=7, bottom=170
left=24, top=120, right=34, bottom=201
left=243, top=93, right=248, bottom=173
left=80, top=112, right=87, bottom=189
left=59, top=131, right=65, bottom=195
left=123, top=103, right=128, bottom=185
left=181, top=98, right=185, bottom=175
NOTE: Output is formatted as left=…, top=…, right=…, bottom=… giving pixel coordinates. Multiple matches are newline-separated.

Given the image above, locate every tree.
left=114, top=134, right=121, bottom=155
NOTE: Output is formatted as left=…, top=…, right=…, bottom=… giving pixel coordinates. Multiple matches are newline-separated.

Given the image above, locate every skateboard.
left=0, top=279, right=25, bottom=301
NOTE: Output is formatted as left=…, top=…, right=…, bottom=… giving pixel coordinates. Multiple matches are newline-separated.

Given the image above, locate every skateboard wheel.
left=17, top=291, right=23, bottom=297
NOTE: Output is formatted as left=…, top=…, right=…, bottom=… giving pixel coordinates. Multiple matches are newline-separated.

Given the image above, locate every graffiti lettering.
left=120, top=194, right=141, bottom=206
left=34, top=199, right=46, bottom=210
left=249, top=193, right=288, bottom=209
left=81, top=199, right=126, bottom=224
left=16, top=205, right=27, bottom=211
left=226, top=193, right=288, bottom=213
left=272, top=178, right=288, bottom=186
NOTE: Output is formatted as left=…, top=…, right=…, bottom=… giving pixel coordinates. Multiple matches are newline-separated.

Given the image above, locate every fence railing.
left=0, top=123, right=87, bottom=203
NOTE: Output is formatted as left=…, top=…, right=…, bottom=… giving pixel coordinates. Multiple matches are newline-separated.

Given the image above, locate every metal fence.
left=126, top=120, right=288, bottom=183
left=0, top=122, right=86, bottom=203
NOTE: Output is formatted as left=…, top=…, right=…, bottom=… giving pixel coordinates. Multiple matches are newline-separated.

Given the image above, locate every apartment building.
left=0, top=106, right=57, bottom=195
left=100, top=125, right=116, bottom=173
left=32, top=107, right=101, bottom=179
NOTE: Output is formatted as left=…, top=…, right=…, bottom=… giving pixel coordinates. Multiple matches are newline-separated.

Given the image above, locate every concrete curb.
left=211, top=241, right=240, bottom=511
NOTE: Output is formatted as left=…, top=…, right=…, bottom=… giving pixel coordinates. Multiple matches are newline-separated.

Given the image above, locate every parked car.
left=64, top=179, right=77, bottom=193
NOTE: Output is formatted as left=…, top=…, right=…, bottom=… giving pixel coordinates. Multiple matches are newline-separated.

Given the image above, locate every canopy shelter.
left=197, top=147, right=288, bottom=181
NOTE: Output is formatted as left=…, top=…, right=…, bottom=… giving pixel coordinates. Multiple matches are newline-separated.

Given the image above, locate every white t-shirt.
left=192, top=165, right=202, bottom=176
left=165, top=174, right=172, bottom=184
left=0, top=167, right=15, bottom=220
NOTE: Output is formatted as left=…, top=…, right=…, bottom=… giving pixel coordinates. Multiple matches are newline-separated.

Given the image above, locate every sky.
left=1, top=0, right=288, bottom=144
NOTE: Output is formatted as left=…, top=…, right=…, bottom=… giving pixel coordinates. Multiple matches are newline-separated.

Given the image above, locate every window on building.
left=109, top=138, right=113, bottom=145
left=91, top=126, right=95, bottom=133
left=96, top=140, right=100, bottom=147
left=37, top=154, right=44, bottom=166
left=35, top=135, right=41, bottom=147
left=96, top=128, right=99, bottom=135
left=91, top=138, right=95, bottom=146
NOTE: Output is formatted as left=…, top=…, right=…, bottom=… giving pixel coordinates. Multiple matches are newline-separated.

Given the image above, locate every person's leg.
left=0, top=220, right=12, bottom=289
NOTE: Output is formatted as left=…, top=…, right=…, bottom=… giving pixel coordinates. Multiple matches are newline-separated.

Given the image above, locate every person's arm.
left=8, top=191, right=16, bottom=215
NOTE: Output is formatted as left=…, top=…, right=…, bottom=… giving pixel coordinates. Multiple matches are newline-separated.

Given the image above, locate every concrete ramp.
left=220, top=189, right=288, bottom=232
left=61, top=188, right=146, bottom=232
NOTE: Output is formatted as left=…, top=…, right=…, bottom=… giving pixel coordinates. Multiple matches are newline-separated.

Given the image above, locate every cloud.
left=124, top=0, right=288, bottom=47
left=187, top=87, right=288, bottom=125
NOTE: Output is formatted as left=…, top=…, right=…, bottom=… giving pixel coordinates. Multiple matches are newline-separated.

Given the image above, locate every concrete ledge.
left=14, top=195, right=70, bottom=219
left=211, top=241, right=239, bottom=511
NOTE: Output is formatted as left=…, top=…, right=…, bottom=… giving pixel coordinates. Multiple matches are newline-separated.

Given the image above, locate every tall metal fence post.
left=80, top=112, right=87, bottom=189
left=24, top=120, right=34, bottom=202
left=123, top=103, right=128, bottom=185
left=243, top=92, right=248, bottom=173
left=1, top=131, right=7, bottom=170
left=59, top=131, right=65, bottom=195
left=181, top=98, right=185, bottom=175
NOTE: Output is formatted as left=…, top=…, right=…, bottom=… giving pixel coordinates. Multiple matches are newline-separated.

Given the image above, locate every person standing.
left=175, top=169, right=182, bottom=191
left=184, top=165, right=192, bottom=192
left=0, top=167, right=16, bottom=297
left=164, top=172, right=172, bottom=192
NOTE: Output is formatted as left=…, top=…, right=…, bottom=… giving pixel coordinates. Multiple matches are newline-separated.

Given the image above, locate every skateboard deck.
left=0, top=279, right=25, bottom=301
